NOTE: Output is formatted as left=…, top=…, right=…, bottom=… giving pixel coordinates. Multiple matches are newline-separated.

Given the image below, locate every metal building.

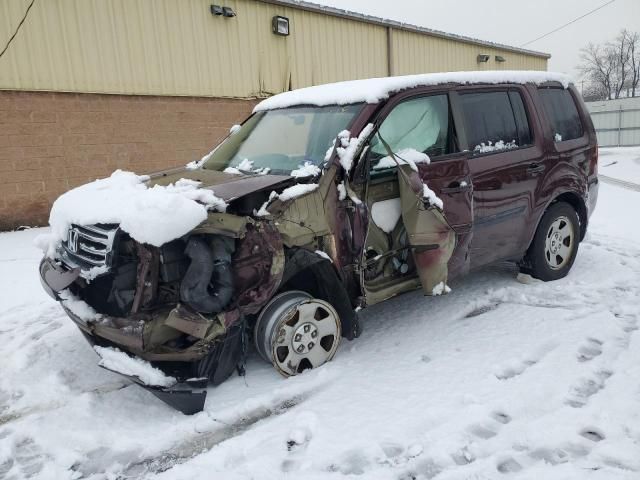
left=0, top=0, right=549, bottom=229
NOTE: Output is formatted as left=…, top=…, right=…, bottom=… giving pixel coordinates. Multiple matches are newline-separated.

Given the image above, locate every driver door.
left=357, top=92, right=473, bottom=304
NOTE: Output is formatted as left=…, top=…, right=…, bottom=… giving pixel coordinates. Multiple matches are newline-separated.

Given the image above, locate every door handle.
left=527, top=163, right=545, bottom=176
left=441, top=181, right=471, bottom=194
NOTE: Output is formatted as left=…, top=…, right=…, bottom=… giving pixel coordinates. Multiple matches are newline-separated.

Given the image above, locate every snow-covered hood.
left=38, top=169, right=294, bottom=256
left=147, top=167, right=292, bottom=202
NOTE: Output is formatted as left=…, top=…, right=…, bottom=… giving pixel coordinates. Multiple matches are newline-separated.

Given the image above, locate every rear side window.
left=459, top=91, right=528, bottom=153
left=538, top=88, right=584, bottom=142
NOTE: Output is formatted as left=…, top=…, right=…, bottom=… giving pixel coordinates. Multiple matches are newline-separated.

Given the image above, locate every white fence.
left=585, top=97, right=640, bottom=147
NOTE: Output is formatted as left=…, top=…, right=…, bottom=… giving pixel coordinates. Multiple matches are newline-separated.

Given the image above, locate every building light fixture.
left=477, top=54, right=490, bottom=63
left=495, top=55, right=506, bottom=62
left=272, top=15, right=290, bottom=36
left=211, top=5, right=235, bottom=17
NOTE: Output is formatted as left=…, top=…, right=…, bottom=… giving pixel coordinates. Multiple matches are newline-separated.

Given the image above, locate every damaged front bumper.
left=93, top=349, right=209, bottom=415
left=39, top=257, right=240, bottom=415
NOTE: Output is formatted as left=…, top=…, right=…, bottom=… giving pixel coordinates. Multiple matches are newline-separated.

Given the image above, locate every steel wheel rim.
left=254, top=291, right=341, bottom=377
left=544, top=215, right=574, bottom=270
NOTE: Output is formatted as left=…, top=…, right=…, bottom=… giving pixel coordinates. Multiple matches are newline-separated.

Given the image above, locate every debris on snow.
left=432, top=282, right=451, bottom=295
left=290, top=162, right=321, bottom=178
left=254, top=70, right=572, bottom=112
left=474, top=140, right=518, bottom=153
left=371, top=198, right=402, bottom=234
left=373, top=148, right=430, bottom=171
left=516, top=272, right=543, bottom=284
left=94, top=346, right=177, bottom=388
left=42, top=170, right=227, bottom=255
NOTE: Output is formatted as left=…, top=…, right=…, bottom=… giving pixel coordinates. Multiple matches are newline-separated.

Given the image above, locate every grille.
left=61, top=224, right=119, bottom=270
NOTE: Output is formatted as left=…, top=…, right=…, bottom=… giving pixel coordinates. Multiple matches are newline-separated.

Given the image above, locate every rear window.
left=459, top=91, right=526, bottom=153
left=538, top=88, right=584, bottom=142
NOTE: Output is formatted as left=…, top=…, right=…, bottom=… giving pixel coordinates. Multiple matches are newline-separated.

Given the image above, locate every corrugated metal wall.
left=586, top=97, right=640, bottom=147
left=0, top=0, right=547, bottom=98
left=390, top=29, right=548, bottom=74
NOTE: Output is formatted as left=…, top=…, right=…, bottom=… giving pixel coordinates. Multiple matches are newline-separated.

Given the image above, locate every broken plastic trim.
left=97, top=363, right=208, bottom=415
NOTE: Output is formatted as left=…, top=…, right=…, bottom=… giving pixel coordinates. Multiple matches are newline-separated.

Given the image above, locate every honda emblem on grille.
left=68, top=229, right=79, bottom=253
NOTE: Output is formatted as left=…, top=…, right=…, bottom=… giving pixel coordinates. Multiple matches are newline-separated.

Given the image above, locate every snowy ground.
left=1, top=149, right=639, bottom=480
left=599, top=146, right=640, bottom=190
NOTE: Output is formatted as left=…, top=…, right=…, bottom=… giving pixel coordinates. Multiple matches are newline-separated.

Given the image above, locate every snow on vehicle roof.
left=253, top=70, right=571, bottom=112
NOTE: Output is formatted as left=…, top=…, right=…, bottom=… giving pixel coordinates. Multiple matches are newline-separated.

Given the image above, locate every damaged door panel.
left=398, top=165, right=457, bottom=295
left=415, top=153, right=474, bottom=280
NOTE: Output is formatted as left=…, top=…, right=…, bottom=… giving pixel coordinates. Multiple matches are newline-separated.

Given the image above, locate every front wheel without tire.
left=254, top=291, right=341, bottom=377
left=523, top=202, right=580, bottom=281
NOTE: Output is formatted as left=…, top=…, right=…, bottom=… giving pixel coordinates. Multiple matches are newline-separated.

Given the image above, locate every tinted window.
left=369, top=94, right=455, bottom=164
left=509, top=91, right=533, bottom=146
left=459, top=92, right=519, bottom=152
left=538, top=88, right=584, bottom=142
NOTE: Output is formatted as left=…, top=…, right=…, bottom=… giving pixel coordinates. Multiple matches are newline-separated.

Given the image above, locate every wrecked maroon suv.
left=39, top=71, right=598, bottom=413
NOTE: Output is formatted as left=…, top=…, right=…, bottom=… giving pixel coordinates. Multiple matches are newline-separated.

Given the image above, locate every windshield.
left=203, top=104, right=364, bottom=175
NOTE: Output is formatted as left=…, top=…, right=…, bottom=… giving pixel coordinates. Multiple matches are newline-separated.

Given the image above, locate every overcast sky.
left=319, top=0, right=640, bottom=82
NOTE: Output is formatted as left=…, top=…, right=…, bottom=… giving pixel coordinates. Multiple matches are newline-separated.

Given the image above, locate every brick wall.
left=0, top=91, right=257, bottom=230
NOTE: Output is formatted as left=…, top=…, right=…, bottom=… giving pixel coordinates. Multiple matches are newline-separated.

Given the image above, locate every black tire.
left=523, top=202, right=580, bottom=281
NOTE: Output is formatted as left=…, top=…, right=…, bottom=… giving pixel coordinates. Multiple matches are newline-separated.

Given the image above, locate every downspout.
left=387, top=26, right=394, bottom=77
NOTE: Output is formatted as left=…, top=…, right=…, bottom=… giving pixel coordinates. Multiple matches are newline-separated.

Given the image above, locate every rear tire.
left=523, top=202, right=580, bottom=281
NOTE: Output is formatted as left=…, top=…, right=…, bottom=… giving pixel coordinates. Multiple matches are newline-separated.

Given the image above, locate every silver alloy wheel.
left=544, top=215, right=574, bottom=270
left=254, top=291, right=341, bottom=377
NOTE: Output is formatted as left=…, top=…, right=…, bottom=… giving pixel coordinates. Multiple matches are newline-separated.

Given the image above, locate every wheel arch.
left=277, top=248, right=360, bottom=340
left=550, top=191, right=588, bottom=241
left=528, top=190, right=588, bottom=251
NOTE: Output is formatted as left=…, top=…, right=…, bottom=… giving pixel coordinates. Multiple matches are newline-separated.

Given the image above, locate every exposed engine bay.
left=45, top=211, right=287, bottom=413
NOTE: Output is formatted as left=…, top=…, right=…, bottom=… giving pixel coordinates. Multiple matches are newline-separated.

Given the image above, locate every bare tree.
left=610, top=30, right=632, bottom=99
left=579, top=29, right=640, bottom=99
left=625, top=30, right=640, bottom=97
left=579, top=43, right=615, bottom=100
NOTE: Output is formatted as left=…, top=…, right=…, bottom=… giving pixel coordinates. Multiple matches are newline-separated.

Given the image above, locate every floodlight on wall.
left=210, top=4, right=223, bottom=15
left=495, top=55, right=506, bottom=63
left=272, top=15, right=290, bottom=36
left=222, top=6, right=236, bottom=17
left=477, top=54, right=490, bottom=63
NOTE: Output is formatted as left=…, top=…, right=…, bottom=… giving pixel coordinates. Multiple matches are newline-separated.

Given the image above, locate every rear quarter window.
left=538, top=88, right=584, bottom=142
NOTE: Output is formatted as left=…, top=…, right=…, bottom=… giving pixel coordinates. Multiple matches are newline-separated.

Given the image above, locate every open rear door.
left=398, top=153, right=473, bottom=294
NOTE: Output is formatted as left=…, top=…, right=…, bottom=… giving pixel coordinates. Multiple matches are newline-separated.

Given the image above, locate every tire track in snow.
left=599, top=175, right=640, bottom=192
left=71, top=376, right=334, bottom=479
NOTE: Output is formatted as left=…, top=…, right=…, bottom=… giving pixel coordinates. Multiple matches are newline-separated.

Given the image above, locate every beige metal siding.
left=390, top=29, right=547, bottom=75
left=0, top=0, right=546, bottom=98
